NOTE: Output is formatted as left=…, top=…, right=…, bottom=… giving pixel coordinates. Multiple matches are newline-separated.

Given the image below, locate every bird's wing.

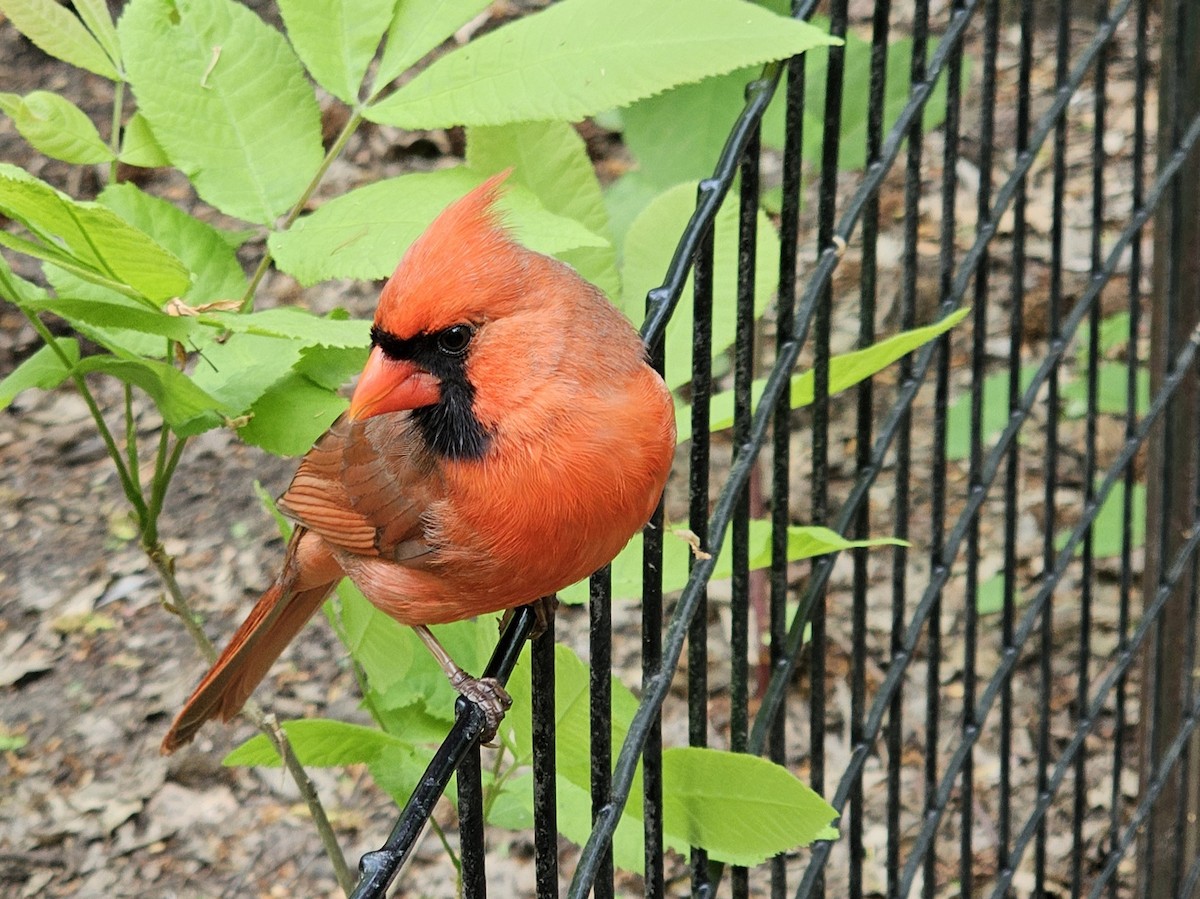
left=278, top=413, right=442, bottom=564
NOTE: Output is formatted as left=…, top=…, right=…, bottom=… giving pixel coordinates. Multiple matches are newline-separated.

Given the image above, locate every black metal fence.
left=355, top=0, right=1200, bottom=895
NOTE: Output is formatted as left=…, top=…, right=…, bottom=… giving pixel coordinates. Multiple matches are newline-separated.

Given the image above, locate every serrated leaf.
left=25, top=295, right=197, bottom=342
left=223, top=718, right=407, bottom=767
left=278, top=0, right=394, bottom=104
left=366, top=0, right=837, bottom=129
left=75, top=355, right=225, bottom=435
left=236, top=371, right=346, bottom=455
left=621, top=181, right=778, bottom=390
left=679, top=308, right=970, bottom=437
left=662, top=747, right=838, bottom=865
left=188, top=328, right=304, bottom=417
left=73, top=0, right=121, bottom=69
left=119, top=0, right=323, bottom=224
left=118, top=112, right=170, bottom=168
left=0, top=167, right=190, bottom=302
left=204, top=307, right=370, bottom=349
left=99, top=182, right=248, bottom=303
left=269, top=168, right=608, bottom=286
left=0, top=338, right=80, bottom=408
left=468, top=121, right=619, bottom=297
left=0, top=91, right=114, bottom=164
left=373, top=0, right=492, bottom=90
left=0, top=0, right=119, bottom=78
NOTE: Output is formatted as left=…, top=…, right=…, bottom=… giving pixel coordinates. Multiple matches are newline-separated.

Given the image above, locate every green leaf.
left=75, top=355, right=225, bottom=435
left=621, top=71, right=756, bottom=190
left=73, top=0, right=122, bottom=69
left=621, top=181, right=778, bottom=390
left=680, top=308, right=970, bottom=437
left=0, top=0, right=120, bottom=78
left=99, top=182, right=248, bottom=303
left=119, top=0, right=324, bottom=224
left=0, top=167, right=191, bottom=302
left=118, top=112, right=170, bottom=168
left=366, top=0, right=838, bottom=129
left=223, top=718, right=407, bottom=767
left=0, top=91, right=114, bottom=164
left=0, top=338, right=80, bottom=408
left=662, top=747, right=838, bottom=865
left=468, top=121, right=619, bottom=298
left=367, top=742, right=443, bottom=806
left=24, top=295, right=197, bottom=342
left=278, top=0, right=394, bottom=104
left=269, top=168, right=608, bottom=286
left=190, top=328, right=304, bottom=412
left=502, top=644, right=645, bottom=871
left=1055, top=480, right=1146, bottom=559
left=798, top=31, right=964, bottom=172
left=374, top=0, right=492, bottom=90
left=945, top=363, right=1039, bottom=462
left=1062, top=364, right=1149, bottom=418
left=205, top=307, right=370, bottom=348
left=329, top=580, right=415, bottom=696
left=236, top=371, right=346, bottom=456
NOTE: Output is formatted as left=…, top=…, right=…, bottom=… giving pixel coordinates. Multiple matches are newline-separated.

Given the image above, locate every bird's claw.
left=452, top=673, right=512, bottom=744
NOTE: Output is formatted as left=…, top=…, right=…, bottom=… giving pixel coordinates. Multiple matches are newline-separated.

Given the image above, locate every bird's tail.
left=161, top=535, right=338, bottom=754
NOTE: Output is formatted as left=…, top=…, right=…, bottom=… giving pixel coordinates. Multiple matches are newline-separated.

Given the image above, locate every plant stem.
left=124, top=383, right=141, bottom=496
left=13, top=305, right=147, bottom=522
left=239, top=107, right=366, bottom=312
left=146, top=544, right=354, bottom=895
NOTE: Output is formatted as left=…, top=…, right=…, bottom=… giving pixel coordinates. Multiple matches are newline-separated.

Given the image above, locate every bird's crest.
left=375, top=170, right=530, bottom=338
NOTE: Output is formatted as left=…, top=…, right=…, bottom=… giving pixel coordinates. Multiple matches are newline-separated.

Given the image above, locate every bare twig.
left=148, top=545, right=354, bottom=896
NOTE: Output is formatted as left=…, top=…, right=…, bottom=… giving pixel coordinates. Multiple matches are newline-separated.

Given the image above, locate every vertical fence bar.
left=998, top=0, right=1023, bottom=883
left=588, top=567, right=614, bottom=899
left=458, top=746, right=487, bottom=899
left=730, top=115, right=760, bottom=899
left=642, top=300, right=667, bottom=897
left=812, top=5, right=847, bottom=894
left=1143, top=0, right=1200, bottom=890
left=1073, top=0, right=1108, bottom=888
left=769, top=37, right=804, bottom=899
left=1110, top=0, right=1148, bottom=893
left=895, top=0, right=931, bottom=892
left=1036, top=1, right=1071, bottom=889
left=531, top=608, right=558, bottom=897
left=853, top=3, right=889, bottom=898
left=688, top=207, right=715, bottom=899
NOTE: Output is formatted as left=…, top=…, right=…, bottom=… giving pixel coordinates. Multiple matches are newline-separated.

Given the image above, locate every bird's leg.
left=412, top=624, right=512, bottom=743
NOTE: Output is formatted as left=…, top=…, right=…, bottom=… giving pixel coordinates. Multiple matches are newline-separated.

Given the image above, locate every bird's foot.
left=498, top=594, right=559, bottom=641
left=450, top=672, right=513, bottom=744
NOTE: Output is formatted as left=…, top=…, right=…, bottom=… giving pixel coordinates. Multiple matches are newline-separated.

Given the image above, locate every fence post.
left=1141, top=0, right=1200, bottom=893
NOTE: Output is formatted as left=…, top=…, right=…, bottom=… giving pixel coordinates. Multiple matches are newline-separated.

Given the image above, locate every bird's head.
left=348, top=171, right=574, bottom=459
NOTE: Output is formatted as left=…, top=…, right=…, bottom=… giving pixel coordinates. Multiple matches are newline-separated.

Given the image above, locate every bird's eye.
left=436, top=324, right=473, bottom=356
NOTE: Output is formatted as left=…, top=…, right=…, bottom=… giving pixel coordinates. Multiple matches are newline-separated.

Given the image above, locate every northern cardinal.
left=161, top=173, right=676, bottom=753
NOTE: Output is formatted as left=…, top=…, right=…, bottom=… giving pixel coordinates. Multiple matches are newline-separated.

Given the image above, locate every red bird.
left=162, top=173, right=676, bottom=753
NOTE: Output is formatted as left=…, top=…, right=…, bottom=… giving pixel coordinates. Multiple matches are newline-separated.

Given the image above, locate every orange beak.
left=348, top=346, right=441, bottom=420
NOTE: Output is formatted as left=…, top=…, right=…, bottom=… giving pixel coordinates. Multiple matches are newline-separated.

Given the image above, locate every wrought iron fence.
left=352, top=0, right=1200, bottom=895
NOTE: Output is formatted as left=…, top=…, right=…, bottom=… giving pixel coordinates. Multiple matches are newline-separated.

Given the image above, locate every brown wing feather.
left=278, top=412, right=441, bottom=564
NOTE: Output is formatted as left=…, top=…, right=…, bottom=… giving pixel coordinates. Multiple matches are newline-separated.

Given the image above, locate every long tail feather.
left=161, top=535, right=338, bottom=754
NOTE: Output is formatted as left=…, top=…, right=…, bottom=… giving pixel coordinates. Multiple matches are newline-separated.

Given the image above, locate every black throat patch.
left=371, top=325, right=491, bottom=460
